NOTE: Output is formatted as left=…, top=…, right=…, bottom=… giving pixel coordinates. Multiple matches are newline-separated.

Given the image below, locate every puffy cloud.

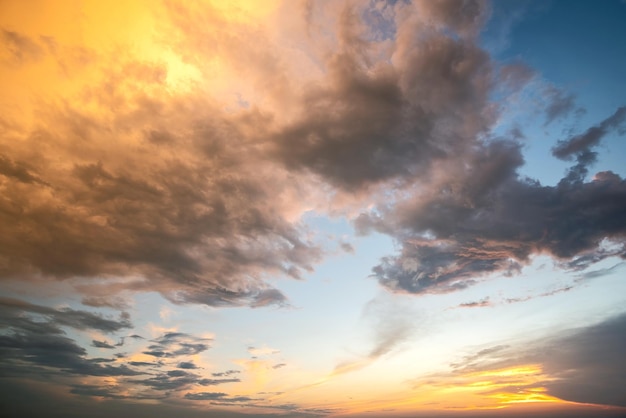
left=363, top=113, right=626, bottom=294
left=5, top=0, right=612, bottom=311
left=212, top=369, right=240, bottom=377
left=1, top=1, right=624, bottom=415
left=0, top=24, right=322, bottom=308
left=178, top=361, right=199, bottom=370
left=270, top=0, right=493, bottom=191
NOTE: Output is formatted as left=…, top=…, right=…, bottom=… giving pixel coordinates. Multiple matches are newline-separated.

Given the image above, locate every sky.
left=1, top=1, right=626, bottom=417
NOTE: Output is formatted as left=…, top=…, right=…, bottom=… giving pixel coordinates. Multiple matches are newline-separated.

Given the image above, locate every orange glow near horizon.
left=320, top=364, right=570, bottom=417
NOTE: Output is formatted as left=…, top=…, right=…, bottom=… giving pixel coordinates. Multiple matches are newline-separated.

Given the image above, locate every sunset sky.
left=1, top=1, right=626, bottom=417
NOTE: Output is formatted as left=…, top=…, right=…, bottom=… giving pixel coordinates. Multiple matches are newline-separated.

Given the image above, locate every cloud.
left=540, top=313, right=626, bottom=407
left=212, top=369, right=240, bottom=377
left=449, top=313, right=626, bottom=408
left=142, top=332, right=211, bottom=358
left=542, top=85, right=578, bottom=125
left=92, top=339, right=116, bottom=349
left=184, top=392, right=228, bottom=401
left=0, top=298, right=245, bottom=397
left=270, top=1, right=493, bottom=191
left=3, top=0, right=615, bottom=316
left=458, top=297, right=491, bottom=308
left=184, top=392, right=252, bottom=402
left=552, top=106, right=626, bottom=160
left=129, top=361, right=160, bottom=367
left=575, top=261, right=625, bottom=281
left=134, top=371, right=206, bottom=391
left=362, top=111, right=626, bottom=294
left=0, top=154, right=49, bottom=186
left=198, top=378, right=241, bottom=386
left=1, top=379, right=267, bottom=418
left=504, top=285, right=573, bottom=304
left=178, top=361, right=199, bottom=370
left=0, top=305, right=141, bottom=378
left=0, top=297, right=132, bottom=333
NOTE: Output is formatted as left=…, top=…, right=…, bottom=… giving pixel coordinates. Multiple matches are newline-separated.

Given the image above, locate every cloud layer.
left=1, top=1, right=626, bottom=415
left=1, top=0, right=623, bottom=308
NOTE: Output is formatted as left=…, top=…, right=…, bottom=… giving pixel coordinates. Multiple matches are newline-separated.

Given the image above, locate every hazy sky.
left=1, top=1, right=625, bottom=417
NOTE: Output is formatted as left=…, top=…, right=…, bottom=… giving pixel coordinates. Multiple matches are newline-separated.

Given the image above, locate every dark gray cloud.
left=70, top=384, right=128, bottom=399
left=0, top=304, right=141, bottom=379
left=540, top=313, right=626, bottom=407
left=142, top=332, right=211, bottom=358
left=134, top=372, right=203, bottom=391
left=212, top=369, right=240, bottom=377
left=183, top=391, right=338, bottom=417
left=574, top=262, right=625, bottom=281
left=450, top=313, right=626, bottom=408
left=184, top=392, right=253, bottom=403
left=552, top=106, right=626, bottom=160
left=270, top=18, right=492, bottom=190
left=1, top=380, right=272, bottom=418
left=0, top=297, right=132, bottom=333
left=184, top=391, right=228, bottom=401
left=129, top=361, right=160, bottom=367
left=362, top=117, right=626, bottom=294
left=92, top=340, right=116, bottom=349
left=178, top=361, right=198, bottom=370
left=198, top=378, right=241, bottom=386
left=0, top=299, right=241, bottom=395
